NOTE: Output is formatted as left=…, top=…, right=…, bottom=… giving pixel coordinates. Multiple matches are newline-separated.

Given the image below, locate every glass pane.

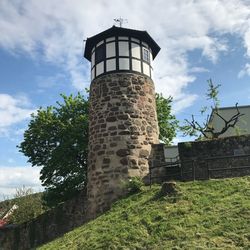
left=91, top=51, right=95, bottom=66
left=143, top=62, right=150, bottom=76
left=96, top=62, right=104, bottom=76
left=132, top=59, right=141, bottom=72
left=95, top=44, right=106, bottom=64
left=91, top=68, right=95, bottom=80
left=106, top=42, right=116, bottom=58
left=131, top=37, right=140, bottom=43
left=96, top=40, right=104, bottom=47
left=119, top=41, right=129, bottom=56
left=119, top=58, right=130, bottom=70
left=142, top=41, right=148, bottom=48
left=143, top=48, right=150, bottom=63
left=106, top=59, right=116, bottom=71
left=106, top=37, right=115, bottom=42
left=118, top=36, right=129, bottom=40
left=131, top=43, right=141, bottom=59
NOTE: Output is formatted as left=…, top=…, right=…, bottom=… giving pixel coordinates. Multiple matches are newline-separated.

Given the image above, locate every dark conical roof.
left=84, top=26, right=161, bottom=61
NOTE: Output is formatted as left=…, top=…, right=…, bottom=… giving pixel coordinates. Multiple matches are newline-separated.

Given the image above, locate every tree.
left=18, top=93, right=89, bottom=207
left=182, top=79, right=244, bottom=139
left=155, top=93, right=178, bottom=144
left=19, top=92, right=177, bottom=206
left=8, top=186, right=45, bottom=224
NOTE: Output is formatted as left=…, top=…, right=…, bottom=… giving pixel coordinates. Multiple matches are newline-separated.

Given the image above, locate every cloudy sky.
left=1, top=0, right=250, bottom=199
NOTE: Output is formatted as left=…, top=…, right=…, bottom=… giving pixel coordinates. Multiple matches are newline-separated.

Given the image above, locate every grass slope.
left=39, top=177, right=250, bottom=249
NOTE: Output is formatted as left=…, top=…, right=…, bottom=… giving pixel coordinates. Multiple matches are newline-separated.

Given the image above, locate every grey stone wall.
left=178, top=135, right=250, bottom=180
left=0, top=191, right=87, bottom=250
left=149, top=144, right=166, bottom=183
left=87, top=73, right=159, bottom=219
left=149, top=144, right=182, bottom=183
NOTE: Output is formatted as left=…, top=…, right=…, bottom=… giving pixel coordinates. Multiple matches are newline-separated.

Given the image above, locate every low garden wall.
left=178, top=134, right=250, bottom=180
left=148, top=144, right=166, bottom=183
left=149, top=135, right=250, bottom=183
left=149, top=144, right=181, bottom=183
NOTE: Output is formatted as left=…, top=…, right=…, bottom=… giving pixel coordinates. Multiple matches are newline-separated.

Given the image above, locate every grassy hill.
left=39, top=177, right=250, bottom=249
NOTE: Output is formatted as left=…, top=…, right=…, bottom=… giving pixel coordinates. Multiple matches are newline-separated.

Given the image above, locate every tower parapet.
left=84, top=26, right=160, bottom=218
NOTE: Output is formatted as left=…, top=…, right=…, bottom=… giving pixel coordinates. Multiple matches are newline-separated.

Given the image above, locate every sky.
left=0, top=0, right=250, bottom=199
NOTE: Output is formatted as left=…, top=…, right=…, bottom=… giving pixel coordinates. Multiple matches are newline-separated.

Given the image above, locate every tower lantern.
left=84, top=26, right=160, bottom=218
left=84, top=26, right=160, bottom=81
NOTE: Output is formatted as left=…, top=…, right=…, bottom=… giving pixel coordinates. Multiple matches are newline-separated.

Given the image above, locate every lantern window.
left=143, top=48, right=150, bottom=63
left=95, top=44, right=106, bottom=64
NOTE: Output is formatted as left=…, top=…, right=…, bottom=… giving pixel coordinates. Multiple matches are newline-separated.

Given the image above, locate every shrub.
left=126, top=177, right=144, bottom=194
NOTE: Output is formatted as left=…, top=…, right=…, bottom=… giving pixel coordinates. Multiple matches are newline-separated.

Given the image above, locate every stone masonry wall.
left=149, top=144, right=182, bottom=183
left=149, top=144, right=167, bottom=183
left=178, top=135, right=250, bottom=180
left=87, top=73, right=159, bottom=219
left=0, top=191, right=86, bottom=250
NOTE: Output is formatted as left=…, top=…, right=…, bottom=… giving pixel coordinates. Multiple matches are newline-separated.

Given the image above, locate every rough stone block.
left=116, top=149, right=130, bottom=157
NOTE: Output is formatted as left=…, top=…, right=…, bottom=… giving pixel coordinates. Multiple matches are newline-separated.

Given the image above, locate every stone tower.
left=84, top=26, right=160, bottom=218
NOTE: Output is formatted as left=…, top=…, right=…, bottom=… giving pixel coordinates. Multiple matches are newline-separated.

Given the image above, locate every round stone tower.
left=84, top=26, right=160, bottom=218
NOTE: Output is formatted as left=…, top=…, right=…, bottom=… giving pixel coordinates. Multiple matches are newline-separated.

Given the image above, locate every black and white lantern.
left=84, top=26, right=160, bottom=80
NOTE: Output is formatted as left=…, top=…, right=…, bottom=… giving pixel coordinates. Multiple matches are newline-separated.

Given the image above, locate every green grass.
left=39, top=177, right=250, bottom=250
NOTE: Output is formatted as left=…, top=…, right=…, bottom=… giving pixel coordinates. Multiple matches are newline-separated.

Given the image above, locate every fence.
left=149, top=153, right=250, bottom=186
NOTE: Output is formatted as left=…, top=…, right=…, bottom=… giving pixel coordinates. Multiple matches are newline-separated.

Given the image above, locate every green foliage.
left=6, top=187, right=46, bottom=224
left=18, top=93, right=89, bottom=207
left=155, top=93, right=178, bottom=144
left=206, top=78, right=221, bottom=109
left=39, top=177, right=250, bottom=249
left=125, top=177, right=144, bottom=194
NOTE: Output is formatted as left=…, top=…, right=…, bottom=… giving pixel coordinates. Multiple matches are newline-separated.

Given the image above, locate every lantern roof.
left=84, top=26, right=160, bottom=61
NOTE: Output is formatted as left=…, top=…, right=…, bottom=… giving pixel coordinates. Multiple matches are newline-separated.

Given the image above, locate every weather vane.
left=114, top=17, right=128, bottom=27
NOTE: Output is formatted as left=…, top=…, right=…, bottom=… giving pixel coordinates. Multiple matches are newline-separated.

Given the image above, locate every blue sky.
left=0, top=0, right=250, bottom=199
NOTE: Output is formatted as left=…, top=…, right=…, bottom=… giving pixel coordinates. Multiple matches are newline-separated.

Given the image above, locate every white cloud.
left=0, top=0, right=250, bottom=111
left=243, top=29, right=250, bottom=57
left=172, top=93, right=198, bottom=114
left=0, top=93, right=35, bottom=136
left=238, top=63, right=250, bottom=78
left=36, top=73, right=66, bottom=90
left=0, top=166, right=43, bottom=200
left=190, top=67, right=210, bottom=73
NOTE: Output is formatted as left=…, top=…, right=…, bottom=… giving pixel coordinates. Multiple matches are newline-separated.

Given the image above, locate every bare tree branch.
left=184, top=103, right=244, bottom=139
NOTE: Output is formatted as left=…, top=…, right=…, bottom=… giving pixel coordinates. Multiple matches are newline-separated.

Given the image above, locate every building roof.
left=208, top=104, right=250, bottom=124
left=84, top=26, right=161, bottom=61
left=211, top=105, right=250, bottom=111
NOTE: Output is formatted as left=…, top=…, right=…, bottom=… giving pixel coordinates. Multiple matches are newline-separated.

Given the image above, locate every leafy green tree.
left=2, top=186, right=45, bottom=224
left=155, top=93, right=178, bottom=144
left=18, top=93, right=89, bottom=206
